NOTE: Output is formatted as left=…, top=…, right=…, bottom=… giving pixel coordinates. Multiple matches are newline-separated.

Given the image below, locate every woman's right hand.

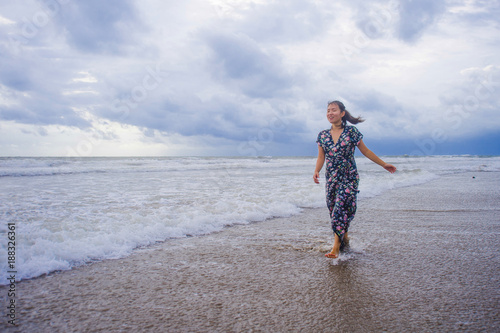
left=313, top=171, right=320, bottom=184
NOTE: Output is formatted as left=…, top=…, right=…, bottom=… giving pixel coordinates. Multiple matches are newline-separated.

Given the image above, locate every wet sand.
left=2, top=172, right=499, bottom=332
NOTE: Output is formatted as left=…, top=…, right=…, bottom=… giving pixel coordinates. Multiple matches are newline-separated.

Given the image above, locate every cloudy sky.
left=1, top=0, right=499, bottom=157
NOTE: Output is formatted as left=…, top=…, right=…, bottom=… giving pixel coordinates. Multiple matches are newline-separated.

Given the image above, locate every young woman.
left=313, top=100, right=397, bottom=259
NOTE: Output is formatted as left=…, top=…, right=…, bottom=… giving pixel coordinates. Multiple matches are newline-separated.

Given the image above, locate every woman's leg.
left=325, top=231, right=350, bottom=258
left=325, top=233, right=341, bottom=258
left=342, top=232, right=350, bottom=246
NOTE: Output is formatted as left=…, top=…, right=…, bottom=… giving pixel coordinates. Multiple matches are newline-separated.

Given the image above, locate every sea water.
left=1, top=155, right=499, bottom=283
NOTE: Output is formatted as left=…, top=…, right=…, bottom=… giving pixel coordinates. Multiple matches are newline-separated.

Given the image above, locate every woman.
left=313, top=100, right=397, bottom=258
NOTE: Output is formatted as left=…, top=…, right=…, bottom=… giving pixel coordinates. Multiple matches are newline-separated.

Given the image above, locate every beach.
left=2, top=171, right=499, bottom=332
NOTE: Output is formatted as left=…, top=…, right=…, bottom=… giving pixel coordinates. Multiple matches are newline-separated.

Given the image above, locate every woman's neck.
left=331, top=122, right=343, bottom=130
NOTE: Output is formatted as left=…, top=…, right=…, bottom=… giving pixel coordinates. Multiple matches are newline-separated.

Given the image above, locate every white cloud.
left=0, top=14, right=15, bottom=25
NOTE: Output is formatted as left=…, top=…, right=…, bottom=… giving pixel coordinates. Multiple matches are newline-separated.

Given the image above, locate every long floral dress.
left=316, top=125, right=363, bottom=242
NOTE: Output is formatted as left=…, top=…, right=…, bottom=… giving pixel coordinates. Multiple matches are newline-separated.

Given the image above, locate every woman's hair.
left=328, top=100, right=365, bottom=127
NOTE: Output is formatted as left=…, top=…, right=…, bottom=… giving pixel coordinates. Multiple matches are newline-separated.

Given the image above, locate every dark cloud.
left=397, top=0, right=446, bottom=42
left=235, top=0, right=331, bottom=44
left=352, top=1, right=399, bottom=40
left=0, top=53, right=92, bottom=127
left=344, top=90, right=405, bottom=116
left=0, top=104, right=90, bottom=128
left=438, top=65, right=500, bottom=134
left=55, top=0, right=141, bottom=54
left=100, top=91, right=306, bottom=145
left=351, top=0, right=448, bottom=42
left=204, top=32, right=295, bottom=98
left=454, top=1, right=500, bottom=29
left=0, top=67, right=33, bottom=91
left=0, top=1, right=134, bottom=127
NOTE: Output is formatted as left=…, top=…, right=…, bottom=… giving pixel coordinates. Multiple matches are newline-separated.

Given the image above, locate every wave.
left=0, top=156, right=314, bottom=178
left=1, top=155, right=500, bottom=284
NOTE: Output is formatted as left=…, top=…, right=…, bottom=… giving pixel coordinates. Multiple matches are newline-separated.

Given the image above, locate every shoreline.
left=2, top=171, right=499, bottom=332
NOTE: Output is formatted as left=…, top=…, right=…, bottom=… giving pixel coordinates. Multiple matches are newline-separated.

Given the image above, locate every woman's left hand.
left=383, top=163, right=397, bottom=173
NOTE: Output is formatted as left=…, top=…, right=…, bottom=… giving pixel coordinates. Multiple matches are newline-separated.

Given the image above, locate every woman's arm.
left=357, top=140, right=397, bottom=173
left=313, top=145, right=325, bottom=184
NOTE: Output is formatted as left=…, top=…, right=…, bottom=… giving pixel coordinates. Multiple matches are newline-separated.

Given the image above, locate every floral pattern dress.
left=316, top=125, right=363, bottom=242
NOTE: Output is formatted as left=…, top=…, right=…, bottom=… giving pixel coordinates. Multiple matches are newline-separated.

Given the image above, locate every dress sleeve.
left=350, top=126, right=363, bottom=146
left=316, top=131, right=325, bottom=148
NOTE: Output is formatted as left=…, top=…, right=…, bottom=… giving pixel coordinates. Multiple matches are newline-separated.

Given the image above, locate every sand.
left=2, top=172, right=499, bottom=332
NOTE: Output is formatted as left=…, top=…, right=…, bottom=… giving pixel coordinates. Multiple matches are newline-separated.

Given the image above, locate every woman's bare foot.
left=325, top=243, right=340, bottom=258
left=325, top=235, right=341, bottom=258
left=325, top=251, right=339, bottom=258
left=325, top=232, right=350, bottom=258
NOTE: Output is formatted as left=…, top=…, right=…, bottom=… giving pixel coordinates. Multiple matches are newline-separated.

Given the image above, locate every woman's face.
left=327, top=103, right=345, bottom=125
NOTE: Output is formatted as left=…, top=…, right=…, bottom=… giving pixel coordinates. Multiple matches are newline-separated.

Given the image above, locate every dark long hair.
left=328, top=100, right=364, bottom=128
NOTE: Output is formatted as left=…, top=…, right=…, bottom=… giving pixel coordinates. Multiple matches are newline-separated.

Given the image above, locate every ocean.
left=1, top=155, right=500, bottom=283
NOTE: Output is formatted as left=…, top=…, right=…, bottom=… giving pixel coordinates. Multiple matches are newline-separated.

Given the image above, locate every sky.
left=1, top=0, right=499, bottom=157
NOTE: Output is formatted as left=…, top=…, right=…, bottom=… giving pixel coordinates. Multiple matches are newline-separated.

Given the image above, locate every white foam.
left=328, top=253, right=354, bottom=265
